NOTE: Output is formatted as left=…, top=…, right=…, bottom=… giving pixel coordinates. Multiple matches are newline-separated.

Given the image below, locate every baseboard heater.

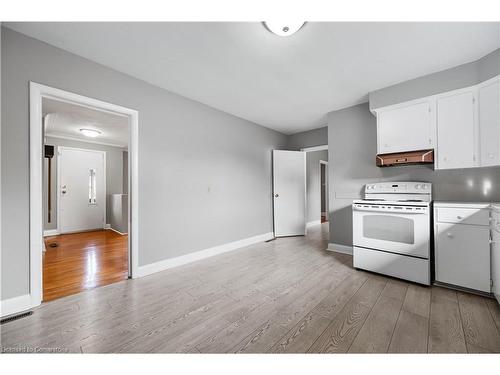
left=376, top=149, right=434, bottom=167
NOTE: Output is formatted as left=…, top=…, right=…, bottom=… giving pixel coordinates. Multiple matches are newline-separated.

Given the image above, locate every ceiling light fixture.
left=79, top=128, right=101, bottom=138
left=263, top=21, right=306, bottom=37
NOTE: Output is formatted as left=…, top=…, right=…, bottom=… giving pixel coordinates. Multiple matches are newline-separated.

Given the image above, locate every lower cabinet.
left=434, top=204, right=491, bottom=293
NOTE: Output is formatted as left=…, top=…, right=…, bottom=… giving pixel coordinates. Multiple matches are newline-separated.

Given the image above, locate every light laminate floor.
left=2, top=223, right=500, bottom=353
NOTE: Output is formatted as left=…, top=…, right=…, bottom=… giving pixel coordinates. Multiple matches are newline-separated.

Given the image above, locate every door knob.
left=274, top=194, right=279, bottom=198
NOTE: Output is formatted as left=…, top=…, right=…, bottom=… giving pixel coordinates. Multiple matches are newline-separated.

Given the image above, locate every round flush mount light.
left=80, top=128, right=101, bottom=138
left=263, top=21, right=306, bottom=37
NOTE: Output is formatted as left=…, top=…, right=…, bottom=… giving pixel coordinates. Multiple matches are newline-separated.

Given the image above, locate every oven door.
left=352, top=204, right=430, bottom=258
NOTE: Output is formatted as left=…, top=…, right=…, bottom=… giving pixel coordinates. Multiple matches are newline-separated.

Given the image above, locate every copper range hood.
left=376, top=149, right=434, bottom=167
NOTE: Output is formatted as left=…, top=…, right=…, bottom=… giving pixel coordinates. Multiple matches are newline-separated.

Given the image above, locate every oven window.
left=363, top=215, right=415, bottom=244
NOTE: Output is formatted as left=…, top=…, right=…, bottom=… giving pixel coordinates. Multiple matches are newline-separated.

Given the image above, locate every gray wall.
left=43, top=136, right=125, bottom=231
left=1, top=28, right=287, bottom=300
left=287, top=126, right=327, bottom=150
left=328, top=102, right=500, bottom=247
left=306, top=150, right=328, bottom=223
left=369, top=48, right=500, bottom=110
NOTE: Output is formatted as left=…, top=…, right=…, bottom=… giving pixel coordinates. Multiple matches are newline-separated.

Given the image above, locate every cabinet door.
left=436, top=90, right=476, bottom=169
left=479, top=80, right=500, bottom=167
left=492, top=210, right=500, bottom=304
left=377, top=101, right=432, bottom=154
left=435, top=222, right=490, bottom=292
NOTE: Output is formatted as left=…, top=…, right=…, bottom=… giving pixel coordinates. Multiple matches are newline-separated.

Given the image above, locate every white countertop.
left=434, top=201, right=495, bottom=209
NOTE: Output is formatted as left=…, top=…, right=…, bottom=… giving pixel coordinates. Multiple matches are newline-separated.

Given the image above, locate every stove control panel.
left=365, top=182, right=431, bottom=194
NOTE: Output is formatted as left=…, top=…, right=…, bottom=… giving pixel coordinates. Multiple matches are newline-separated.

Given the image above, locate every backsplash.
left=379, top=164, right=500, bottom=203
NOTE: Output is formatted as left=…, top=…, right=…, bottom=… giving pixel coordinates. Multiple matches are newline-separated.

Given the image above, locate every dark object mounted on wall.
left=376, top=149, right=434, bottom=167
left=45, top=145, right=55, bottom=223
left=44, top=145, right=54, bottom=159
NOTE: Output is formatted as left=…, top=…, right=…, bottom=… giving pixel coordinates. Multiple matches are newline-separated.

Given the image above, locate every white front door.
left=273, top=150, right=306, bottom=237
left=59, top=147, right=105, bottom=233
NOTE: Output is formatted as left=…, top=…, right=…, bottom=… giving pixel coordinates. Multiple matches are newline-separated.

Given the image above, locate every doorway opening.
left=320, top=161, right=328, bottom=223
left=42, top=98, right=130, bottom=301
left=30, top=83, right=139, bottom=308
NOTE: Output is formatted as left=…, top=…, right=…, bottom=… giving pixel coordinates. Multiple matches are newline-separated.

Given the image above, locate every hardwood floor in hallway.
left=43, top=230, right=128, bottom=302
left=2, top=224, right=499, bottom=353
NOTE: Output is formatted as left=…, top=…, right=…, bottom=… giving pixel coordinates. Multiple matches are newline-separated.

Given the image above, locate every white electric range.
left=352, top=182, right=432, bottom=285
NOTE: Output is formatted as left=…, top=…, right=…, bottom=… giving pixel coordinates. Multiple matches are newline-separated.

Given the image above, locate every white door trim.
left=28, top=82, right=139, bottom=314
left=56, top=146, right=107, bottom=234
left=300, top=144, right=328, bottom=152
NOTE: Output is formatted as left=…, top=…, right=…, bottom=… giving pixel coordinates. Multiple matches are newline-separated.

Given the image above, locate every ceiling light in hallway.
left=79, top=128, right=102, bottom=137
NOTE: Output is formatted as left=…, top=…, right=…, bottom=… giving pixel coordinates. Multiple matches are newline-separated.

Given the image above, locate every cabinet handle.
left=446, top=233, right=453, bottom=238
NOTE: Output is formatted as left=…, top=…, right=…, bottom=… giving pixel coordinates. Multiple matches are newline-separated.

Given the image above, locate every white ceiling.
left=8, top=22, right=500, bottom=134
left=43, top=97, right=129, bottom=147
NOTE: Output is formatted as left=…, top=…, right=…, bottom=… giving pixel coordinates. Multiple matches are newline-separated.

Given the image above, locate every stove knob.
left=423, top=184, right=428, bottom=189
left=415, top=184, right=421, bottom=189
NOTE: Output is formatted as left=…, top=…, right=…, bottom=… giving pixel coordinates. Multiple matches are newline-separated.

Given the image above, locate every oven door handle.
left=352, top=206, right=427, bottom=214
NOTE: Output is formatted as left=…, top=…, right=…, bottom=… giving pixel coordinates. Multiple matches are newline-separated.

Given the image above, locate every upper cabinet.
left=374, top=75, right=499, bottom=170
left=479, top=80, right=500, bottom=167
left=436, top=89, right=477, bottom=170
left=377, top=101, right=433, bottom=154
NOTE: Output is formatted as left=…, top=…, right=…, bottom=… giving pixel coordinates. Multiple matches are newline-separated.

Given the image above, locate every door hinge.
left=491, top=279, right=494, bottom=287
left=473, top=97, right=476, bottom=104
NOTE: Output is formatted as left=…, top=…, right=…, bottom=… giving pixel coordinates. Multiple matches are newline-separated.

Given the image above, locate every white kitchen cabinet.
left=436, top=89, right=477, bottom=170
left=377, top=101, right=433, bottom=154
left=479, top=80, right=500, bottom=167
left=492, top=206, right=500, bottom=304
left=435, top=204, right=491, bottom=293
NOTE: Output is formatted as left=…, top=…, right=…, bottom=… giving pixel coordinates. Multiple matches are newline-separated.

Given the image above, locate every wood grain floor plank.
left=486, top=299, right=500, bottom=334
left=457, top=292, right=500, bottom=353
left=348, top=280, right=407, bottom=353
left=307, top=276, right=387, bottom=353
left=402, top=284, right=431, bottom=318
left=269, top=272, right=367, bottom=353
left=428, top=289, right=467, bottom=353
left=388, top=310, right=429, bottom=353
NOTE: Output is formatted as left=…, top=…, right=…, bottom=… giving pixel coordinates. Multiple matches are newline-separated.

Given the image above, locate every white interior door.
left=59, top=147, right=105, bottom=233
left=273, top=150, right=306, bottom=237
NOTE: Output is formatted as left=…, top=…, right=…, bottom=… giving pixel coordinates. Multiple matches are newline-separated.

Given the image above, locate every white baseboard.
left=327, top=243, right=353, bottom=255
left=43, top=229, right=59, bottom=237
left=106, top=226, right=128, bottom=236
left=0, top=294, right=33, bottom=317
left=306, top=220, right=321, bottom=228
left=137, top=232, right=274, bottom=278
